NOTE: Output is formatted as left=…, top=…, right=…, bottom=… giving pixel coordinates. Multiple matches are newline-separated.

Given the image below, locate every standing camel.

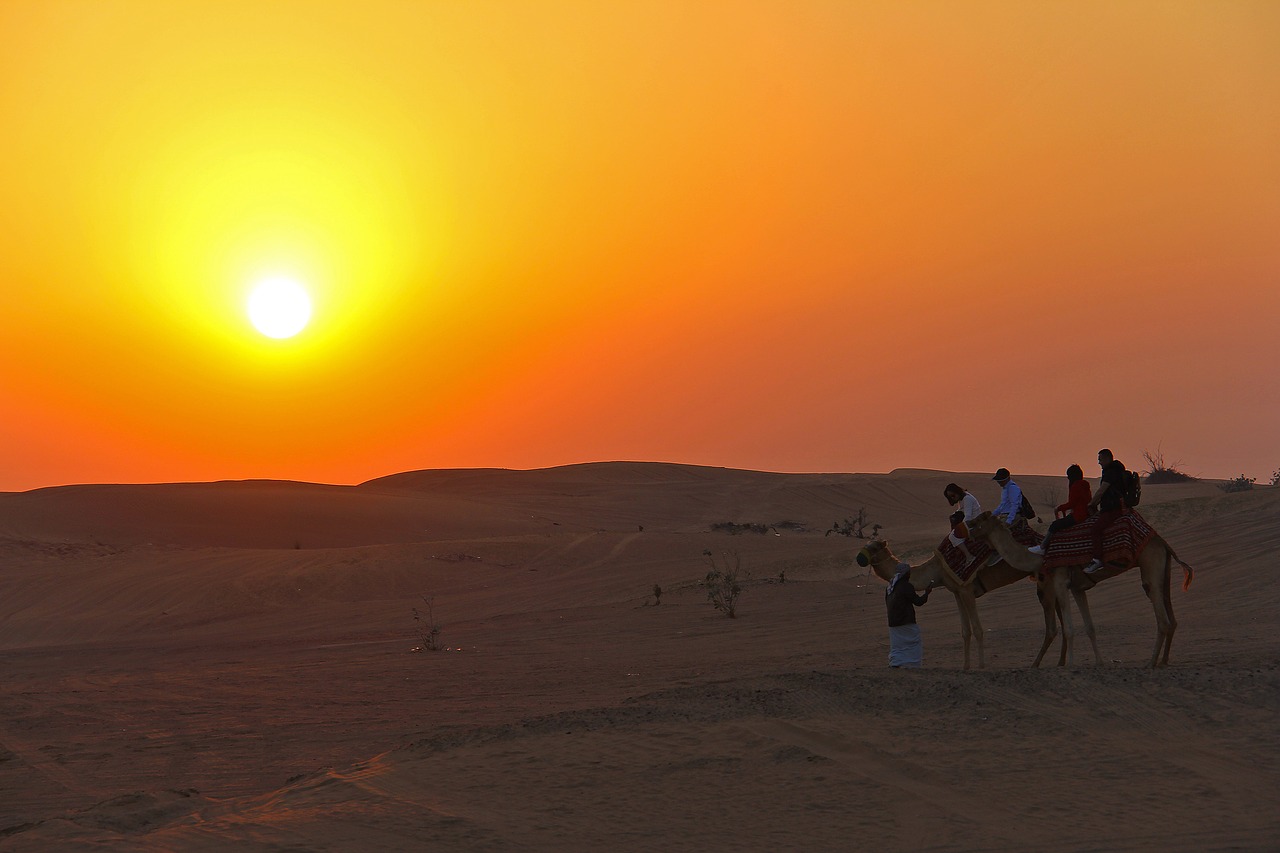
left=968, top=511, right=1194, bottom=668
left=966, top=513, right=1102, bottom=667
left=856, top=539, right=1052, bottom=670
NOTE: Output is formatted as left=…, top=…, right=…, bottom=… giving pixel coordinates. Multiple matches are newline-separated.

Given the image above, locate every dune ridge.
left=1, top=463, right=1276, bottom=851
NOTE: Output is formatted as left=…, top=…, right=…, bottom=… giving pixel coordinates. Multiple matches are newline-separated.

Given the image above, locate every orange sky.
left=2, top=1, right=1278, bottom=491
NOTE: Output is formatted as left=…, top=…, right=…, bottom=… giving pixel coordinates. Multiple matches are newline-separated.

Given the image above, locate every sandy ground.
left=0, top=463, right=1276, bottom=851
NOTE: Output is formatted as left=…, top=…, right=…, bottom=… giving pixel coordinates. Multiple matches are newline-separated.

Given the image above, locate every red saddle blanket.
left=1041, top=510, right=1157, bottom=572
left=938, top=521, right=1040, bottom=582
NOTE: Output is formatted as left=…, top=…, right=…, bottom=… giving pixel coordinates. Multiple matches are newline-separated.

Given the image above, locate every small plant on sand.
left=710, top=521, right=769, bottom=535
left=825, top=508, right=881, bottom=540
left=411, top=596, right=442, bottom=652
left=651, top=583, right=663, bottom=605
left=1271, top=468, right=1279, bottom=487
left=1142, top=446, right=1197, bottom=484
left=704, top=552, right=745, bottom=618
left=1219, top=475, right=1255, bottom=494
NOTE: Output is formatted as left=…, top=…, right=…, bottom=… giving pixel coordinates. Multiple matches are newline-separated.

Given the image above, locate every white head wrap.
left=887, top=561, right=910, bottom=594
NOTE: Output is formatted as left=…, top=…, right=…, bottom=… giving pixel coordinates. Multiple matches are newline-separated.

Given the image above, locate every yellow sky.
left=1, top=1, right=1278, bottom=490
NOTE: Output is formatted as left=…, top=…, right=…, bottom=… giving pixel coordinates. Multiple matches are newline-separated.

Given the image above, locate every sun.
left=247, top=276, right=312, bottom=339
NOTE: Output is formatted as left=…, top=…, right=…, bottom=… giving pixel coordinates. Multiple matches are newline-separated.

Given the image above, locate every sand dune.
left=1, top=463, right=1276, bottom=850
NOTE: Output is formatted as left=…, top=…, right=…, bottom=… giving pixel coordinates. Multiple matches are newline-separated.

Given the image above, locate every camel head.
left=967, top=511, right=1005, bottom=542
left=855, top=539, right=898, bottom=582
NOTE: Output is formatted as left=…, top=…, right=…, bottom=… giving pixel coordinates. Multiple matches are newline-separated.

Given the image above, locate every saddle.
left=937, top=520, right=1040, bottom=583
left=1042, top=510, right=1156, bottom=573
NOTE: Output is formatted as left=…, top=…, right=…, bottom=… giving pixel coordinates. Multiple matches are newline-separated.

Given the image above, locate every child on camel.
left=944, top=483, right=981, bottom=563
left=947, top=510, right=977, bottom=564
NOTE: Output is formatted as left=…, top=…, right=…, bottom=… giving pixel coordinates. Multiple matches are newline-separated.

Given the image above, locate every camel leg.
left=952, top=590, right=973, bottom=671
left=1141, top=553, right=1174, bottom=669
left=1032, top=579, right=1057, bottom=668
left=1159, top=549, right=1177, bottom=667
left=964, top=593, right=987, bottom=670
left=1052, top=569, right=1076, bottom=667
left=1070, top=587, right=1103, bottom=666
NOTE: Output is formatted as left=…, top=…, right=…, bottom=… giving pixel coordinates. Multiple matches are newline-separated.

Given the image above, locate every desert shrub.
left=1142, top=447, right=1196, bottom=484
left=651, top=583, right=662, bottom=605
left=1271, top=469, right=1279, bottom=487
left=825, top=508, right=881, bottom=540
left=1219, top=475, right=1255, bottom=494
left=411, top=596, right=442, bottom=652
left=710, top=521, right=769, bottom=535
left=704, top=552, right=745, bottom=618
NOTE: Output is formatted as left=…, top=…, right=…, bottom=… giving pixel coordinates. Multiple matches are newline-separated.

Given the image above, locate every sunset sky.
left=2, top=1, right=1277, bottom=491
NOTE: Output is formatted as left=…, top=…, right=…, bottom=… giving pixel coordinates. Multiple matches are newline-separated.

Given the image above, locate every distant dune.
left=0, top=464, right=1276, bottom=851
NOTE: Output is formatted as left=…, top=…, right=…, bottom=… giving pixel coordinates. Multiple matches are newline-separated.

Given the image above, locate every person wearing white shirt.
left=944, top=483, right=981, bottom=526
left=943, top=483, right=982, bottom=563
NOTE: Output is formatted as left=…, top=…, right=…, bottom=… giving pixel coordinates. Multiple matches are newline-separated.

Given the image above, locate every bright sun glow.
left=247, top=277, right=312, bottom=339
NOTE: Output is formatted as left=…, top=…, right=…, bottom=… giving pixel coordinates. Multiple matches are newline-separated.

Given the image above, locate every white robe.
left=888, top=624, right=923, bottom=668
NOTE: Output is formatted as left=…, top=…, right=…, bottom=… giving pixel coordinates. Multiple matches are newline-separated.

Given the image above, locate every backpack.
left=1019, top=493, right=1037, bottom=520
left=1122, top=468, right=1142, bottom=507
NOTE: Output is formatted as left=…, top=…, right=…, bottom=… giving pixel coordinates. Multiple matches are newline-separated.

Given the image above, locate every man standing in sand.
left=885, top=562, right=930, bottom=668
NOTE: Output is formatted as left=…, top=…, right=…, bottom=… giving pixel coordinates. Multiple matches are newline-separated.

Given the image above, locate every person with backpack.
left=1028, top=463, right=1092, bottom=556
left=1084, top=448, right=1127, bottom=573
left=988, top=468, right=1032, bottom=565
left=991, top=468, right=1028, bottom=525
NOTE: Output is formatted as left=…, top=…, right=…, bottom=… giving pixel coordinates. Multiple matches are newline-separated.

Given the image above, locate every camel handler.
left=885, top=562, right=931, bottom=668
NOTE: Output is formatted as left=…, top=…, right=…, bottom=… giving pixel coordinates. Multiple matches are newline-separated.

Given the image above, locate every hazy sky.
left=2, top=1, right=1277, bottom=491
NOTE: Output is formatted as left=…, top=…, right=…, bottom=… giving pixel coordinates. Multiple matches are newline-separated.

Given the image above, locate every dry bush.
left=825, top=508, right=882, bottom=540
left=411, top=596, right=442, bottom=652
left=1142, top=446, right=1197, bottom=484
left=1220, top=475, right=1255, bottom=494
left=703, top=552, right=745, bottom=618
left=710, top=521, right=768, bottom=535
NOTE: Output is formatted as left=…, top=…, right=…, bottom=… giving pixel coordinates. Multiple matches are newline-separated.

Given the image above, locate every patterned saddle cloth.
left=1041, top=510, right=1157, bottom=572
left=938, top=521, right=1040, bottom=583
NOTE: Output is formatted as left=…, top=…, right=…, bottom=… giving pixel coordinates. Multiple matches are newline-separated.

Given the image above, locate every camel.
left=964, top=513, right=1102, bottom=667
left=856, top=538, right=1053, bottom=670
left=967, top=511, right=1194, bottom=668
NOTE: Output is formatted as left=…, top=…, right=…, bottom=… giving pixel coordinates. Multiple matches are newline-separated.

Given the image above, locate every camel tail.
left=1169, top=547, right=1194, bottom=592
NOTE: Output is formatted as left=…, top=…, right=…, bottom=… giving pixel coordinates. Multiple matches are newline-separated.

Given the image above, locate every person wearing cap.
left=885, top=562, right=931, bottom=668
left=991, top=467, right=1025, bottom=525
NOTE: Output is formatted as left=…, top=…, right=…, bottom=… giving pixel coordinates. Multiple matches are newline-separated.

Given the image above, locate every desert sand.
left=0, top=462, right=1276, bottom=851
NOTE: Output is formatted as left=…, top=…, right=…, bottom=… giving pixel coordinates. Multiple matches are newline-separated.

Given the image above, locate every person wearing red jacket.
left=1028, top=464, right=1092, bottom=556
